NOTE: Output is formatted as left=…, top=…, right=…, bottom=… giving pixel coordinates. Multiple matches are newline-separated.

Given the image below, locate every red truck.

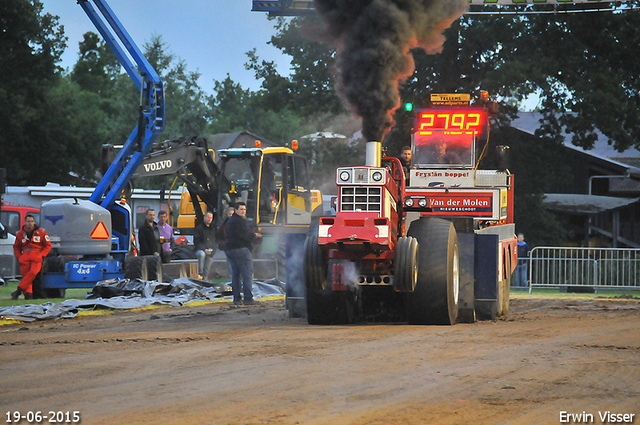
left=1, top=203, right=41, bottom=235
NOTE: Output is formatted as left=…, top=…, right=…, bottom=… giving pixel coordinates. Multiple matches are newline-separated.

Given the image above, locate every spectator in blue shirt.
left=514, top=233, right=531, bottom=289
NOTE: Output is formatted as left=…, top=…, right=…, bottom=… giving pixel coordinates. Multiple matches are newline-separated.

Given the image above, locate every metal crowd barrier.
left=528, top=247, right=640, bottom=293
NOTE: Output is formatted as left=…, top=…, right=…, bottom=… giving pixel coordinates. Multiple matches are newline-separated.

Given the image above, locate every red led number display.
left=418, top=109, right=486, bottom=133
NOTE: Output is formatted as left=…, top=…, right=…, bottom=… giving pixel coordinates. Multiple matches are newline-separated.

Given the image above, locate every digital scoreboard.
left=416, top=108, right=488, bottom=136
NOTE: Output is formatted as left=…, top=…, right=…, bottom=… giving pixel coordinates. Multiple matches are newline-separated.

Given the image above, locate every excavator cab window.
left=224, top=156, right=257, bottom=191
left=220, top=155, right=259, bottom=224
left=259, top=154, right=284, bottom=224
left=285, top=156, right=312, bottom=225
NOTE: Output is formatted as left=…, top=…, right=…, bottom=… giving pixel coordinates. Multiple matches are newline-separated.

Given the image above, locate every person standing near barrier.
left=216, top=207, right=235, bottom=251
left=156, top=210, right=173, bottom=264
left=225, top=202, right=261, bottom=305
left=194, top=211, right=216, bottom=280
left=12, top=214, right=51, bottom=300
left=216, top=207, right=235, bottom=279
left=139, top=208, right=161, bottom=256
left=514, top=233, right=531, bottom=289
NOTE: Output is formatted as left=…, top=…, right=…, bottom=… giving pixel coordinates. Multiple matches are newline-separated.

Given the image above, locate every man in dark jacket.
left=139, top=209, right=161, bottom=256
left=215, top=207, right=235, bottom=251
left=225, top=202, right=261, bottom=305
left=194, top=211, right=216, bottom=280
left=514, top=233, right=531, bottom=289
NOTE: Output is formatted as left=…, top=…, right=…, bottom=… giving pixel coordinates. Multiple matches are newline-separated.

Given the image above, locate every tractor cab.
left=217, top=146, right=320, bottom=232
left=413, top=130, right=475, bottom=169
left=407, top=93, right=494, bottom=188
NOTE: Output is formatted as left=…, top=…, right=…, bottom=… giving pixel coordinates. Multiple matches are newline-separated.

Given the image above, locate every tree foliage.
left=71, top=32, right=119, bottom=94
left=0, top=0, right=105, bottom=185
left=380, top=8, right=640, bottom=246
left=246, top=17, right=344, bottom=118
left=4, top=3, right=640, bottom=247
left=392, top=8, right=640, bottom=152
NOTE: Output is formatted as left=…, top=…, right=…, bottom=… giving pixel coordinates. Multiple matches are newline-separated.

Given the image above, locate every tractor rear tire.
left=304, top=235, right=325, bottom=292
left=406, top=217, right=459, bottom=325
left=307, top=289, right=356, bottom=325
left=124, top=256, right=148, bottom=281
left=143, top=255, right=163, bottom=282
left=304, top=234, right=326, bottom=324
left=306, top=260, right=356, bottom=325
left=304, top=236, right=355, bottom=325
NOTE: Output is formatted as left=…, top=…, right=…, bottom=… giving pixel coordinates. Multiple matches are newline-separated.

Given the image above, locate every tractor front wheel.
left=394, top=236, right=418, bottom=292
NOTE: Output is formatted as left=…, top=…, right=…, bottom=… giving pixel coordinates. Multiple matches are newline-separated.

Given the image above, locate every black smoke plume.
left=313, top=0, right=468, bottom=142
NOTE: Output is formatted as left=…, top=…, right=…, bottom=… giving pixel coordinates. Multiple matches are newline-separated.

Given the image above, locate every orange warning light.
left=255, top=140, right=262, bottom=148
left=90, top=222, right=110, bottom=240
left=292, top=139, right=299, bottom=150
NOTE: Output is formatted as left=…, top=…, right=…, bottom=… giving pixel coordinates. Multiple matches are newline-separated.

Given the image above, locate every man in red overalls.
left=12, top=214, right=51, bottom=300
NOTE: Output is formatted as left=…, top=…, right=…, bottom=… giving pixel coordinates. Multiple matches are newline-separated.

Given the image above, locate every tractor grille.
left=340, top=186, right=382, bottom=212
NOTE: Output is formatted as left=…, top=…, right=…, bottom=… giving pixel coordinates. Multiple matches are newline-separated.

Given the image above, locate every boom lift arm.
left=37, top=0, right=165, bottom=294
left=79, top=0, right=165, bottom=209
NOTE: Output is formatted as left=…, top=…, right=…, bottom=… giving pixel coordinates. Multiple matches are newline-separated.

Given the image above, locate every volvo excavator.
left=102, top=136, right=323, bottom=240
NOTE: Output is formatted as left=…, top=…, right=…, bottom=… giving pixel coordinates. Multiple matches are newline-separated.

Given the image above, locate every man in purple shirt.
left=157, top=210, right=173, bottom=263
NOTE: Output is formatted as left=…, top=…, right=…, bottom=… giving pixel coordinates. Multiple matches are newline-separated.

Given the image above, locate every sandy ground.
left=1, top=296, right=639, bottom=425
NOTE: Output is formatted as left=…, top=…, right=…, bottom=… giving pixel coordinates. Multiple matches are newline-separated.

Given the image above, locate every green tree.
left=96, top=34, right=210, bottom=147
left=37, top=80, right=105, bottom=183
left=236, top=17, right=358, bottom=184
left=0, top=0, right=106, bottom=185
left=394, top=9, right=640, bottom=152
left=515, top=10, right=640, bottom=152
left=378, top=9, right=640, bottom=246
left=164, top=61, right=208, bottom=138
left=246, top=17, right=344, bottom=117
left=206, top=74, right=317, bottom=145
left=245, top=48, right=294, bottom=113
left=103, top=72, right=139, bottom=144
left=207, top=75, right=253, bottom=133
left=71, top=32, right=119, bottom=94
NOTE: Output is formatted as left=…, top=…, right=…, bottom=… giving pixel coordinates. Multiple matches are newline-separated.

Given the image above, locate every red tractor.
left=303, top=92, right=517, bottom=325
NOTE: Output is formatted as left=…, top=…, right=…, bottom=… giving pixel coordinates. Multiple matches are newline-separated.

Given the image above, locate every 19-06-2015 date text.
left=5, top=411, right=80, bottom=423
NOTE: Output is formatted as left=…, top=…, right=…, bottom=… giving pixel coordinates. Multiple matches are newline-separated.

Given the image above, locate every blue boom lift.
left=40, top=0, right=165, bottom=295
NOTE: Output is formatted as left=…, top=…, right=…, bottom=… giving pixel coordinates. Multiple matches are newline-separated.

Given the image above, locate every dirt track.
left=1, top=296, right=639, bottom=425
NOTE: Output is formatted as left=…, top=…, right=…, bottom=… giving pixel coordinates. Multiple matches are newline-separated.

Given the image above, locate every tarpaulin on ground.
left=0, top=277, right=286, bottom=322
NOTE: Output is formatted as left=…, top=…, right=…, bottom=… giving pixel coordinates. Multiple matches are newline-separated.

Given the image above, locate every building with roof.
left=508, top=112, right=640, bottom=247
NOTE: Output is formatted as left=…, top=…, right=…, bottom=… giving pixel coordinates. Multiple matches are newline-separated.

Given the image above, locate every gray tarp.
left=0, top=277, right=286, bottom=322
